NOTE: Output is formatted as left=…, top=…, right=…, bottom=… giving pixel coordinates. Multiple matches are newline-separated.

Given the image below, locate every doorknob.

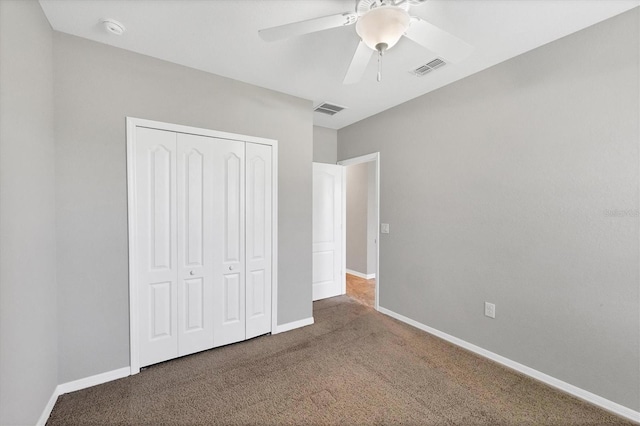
left=228, top=266, right=234, bottom=271
left=189, top=271, right=195, bottom=276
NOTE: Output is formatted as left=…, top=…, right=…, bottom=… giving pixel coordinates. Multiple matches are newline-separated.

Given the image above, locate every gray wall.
left=346, top=163, right=368, bottom=274
left=313, top=125, right=337, bottom=164
left=0, top=1, right=58, bottom=424
left=338, top=9, right=639, bottom=411
left=53, top=33, right=313, bottom=383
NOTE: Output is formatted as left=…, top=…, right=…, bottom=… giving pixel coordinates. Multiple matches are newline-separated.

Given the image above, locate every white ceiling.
left=39, top=0, right=638, bottom=129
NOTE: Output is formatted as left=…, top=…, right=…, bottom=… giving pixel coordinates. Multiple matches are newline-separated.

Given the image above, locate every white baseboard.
left=57, top=366, right=130, bottom=395
left=37, top=367, right=130, bottom=426
left=377, top=306, right=640, bottom=424
left=36, top=388, right=59, bottom=426
left=345, top=269, right=375, bottom=280
left=37, top=315, right=314, bottom=425
left=273, top=316, right=314, bottom=334
left=36, top=316, right=316, bottom=425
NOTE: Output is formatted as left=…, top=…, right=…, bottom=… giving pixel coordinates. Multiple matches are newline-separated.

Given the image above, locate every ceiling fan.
left=258, top=0, right=473, bottom=84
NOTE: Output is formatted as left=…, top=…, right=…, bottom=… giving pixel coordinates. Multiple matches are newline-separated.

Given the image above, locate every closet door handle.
left=228, top=266, right=234, bottom=271
left=189, top=271, right=195, bottom=276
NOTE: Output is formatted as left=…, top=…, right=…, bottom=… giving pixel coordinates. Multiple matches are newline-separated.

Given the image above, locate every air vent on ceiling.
left=314, top=102, right=346, bottom=116
left=412, top=58, right=446, bottom=77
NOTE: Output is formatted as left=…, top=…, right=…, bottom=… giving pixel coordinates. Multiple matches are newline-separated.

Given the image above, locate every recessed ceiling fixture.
left=102, top=19, right=126, bottom=36
left=258, top=0, right=472, bottom=85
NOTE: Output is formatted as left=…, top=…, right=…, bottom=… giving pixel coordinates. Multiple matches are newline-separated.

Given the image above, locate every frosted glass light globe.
left=356, top=6, right=410, bottom=52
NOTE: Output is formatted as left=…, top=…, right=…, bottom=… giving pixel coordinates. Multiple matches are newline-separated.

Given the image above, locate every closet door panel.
left=135, top=127, right=179, bottom=367
left=224, top=274, right=241, bottom=322
left=149, top=282, right=173, bottom=338
left=213, top=139, right=246, bottom=347
left=184, top=278, right=204, bottom=329
left=225, top=153, right=242, bottom=263
left=245, top=143, right=272, bottom=339
left=177, top=134, right=215, bottom=356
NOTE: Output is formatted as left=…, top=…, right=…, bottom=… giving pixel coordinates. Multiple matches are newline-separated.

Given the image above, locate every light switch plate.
left=381, top=223, right=390, bottom=234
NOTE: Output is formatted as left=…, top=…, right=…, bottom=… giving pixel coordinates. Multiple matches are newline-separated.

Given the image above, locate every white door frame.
left=126, top=117, right=279, bottom=374
left=337, top=153, right=380, bottom=311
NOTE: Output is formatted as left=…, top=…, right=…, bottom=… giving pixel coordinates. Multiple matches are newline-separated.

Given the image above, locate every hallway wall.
left=346, top=163, right=368, bottom=275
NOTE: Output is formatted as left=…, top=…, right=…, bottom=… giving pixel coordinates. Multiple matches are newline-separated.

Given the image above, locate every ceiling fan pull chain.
left=377, top=50, right=383, bottom=82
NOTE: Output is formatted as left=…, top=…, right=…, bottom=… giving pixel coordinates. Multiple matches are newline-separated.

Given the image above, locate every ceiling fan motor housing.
left=356, top=0, right=411, bottom=16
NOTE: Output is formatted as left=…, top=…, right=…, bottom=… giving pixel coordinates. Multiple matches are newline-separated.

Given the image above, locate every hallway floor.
left=346, top=273, right=375, bottom=307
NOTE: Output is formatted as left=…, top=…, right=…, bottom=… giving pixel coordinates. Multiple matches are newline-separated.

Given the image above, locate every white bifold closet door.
left=134, top=127, right=271, bottom=368
left=135, top=127, right=180, bottom=367
left=211, top=137, right=245, bottom=347
left=176, top=133, right=216, bottom=356
left=245, top=143, right=272, bottom=340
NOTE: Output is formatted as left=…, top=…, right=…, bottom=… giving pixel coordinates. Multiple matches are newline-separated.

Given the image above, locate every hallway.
left=346, top=273, right=375, bottom=308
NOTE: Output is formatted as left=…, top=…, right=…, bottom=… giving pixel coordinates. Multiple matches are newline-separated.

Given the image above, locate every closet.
left=127, top=119, right=275, bottom=369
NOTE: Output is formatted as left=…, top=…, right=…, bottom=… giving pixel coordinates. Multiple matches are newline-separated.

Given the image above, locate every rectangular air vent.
left=412, top=58, right=446, bottom=77
left=314, top=102, right=346, bottom=116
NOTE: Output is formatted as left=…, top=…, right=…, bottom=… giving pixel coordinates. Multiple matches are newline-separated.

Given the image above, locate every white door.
left=135, top=127, right=179, bottom=367
left=176, top=133, right=216, bottom=356
left=245, top=143, right=272, bottom=339
left=132, top=123, right=274, bottom=368
left=212, top=139, right=246, bottom=347
left=312, top=163, right=344, bottom=301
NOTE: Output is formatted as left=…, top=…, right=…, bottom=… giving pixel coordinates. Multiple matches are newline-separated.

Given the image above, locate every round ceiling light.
left=355, top=5, right=410, bottom=52
left=102, top=19, right=126, bottom=36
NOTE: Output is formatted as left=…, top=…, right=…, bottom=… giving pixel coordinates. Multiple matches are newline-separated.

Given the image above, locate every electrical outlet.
left=381, top=223, right=390, bottom=234
left=484, top=302, right=496, bottom=319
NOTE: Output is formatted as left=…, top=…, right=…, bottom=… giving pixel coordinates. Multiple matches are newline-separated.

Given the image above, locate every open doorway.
left=338, top=153, right=380, bottom=310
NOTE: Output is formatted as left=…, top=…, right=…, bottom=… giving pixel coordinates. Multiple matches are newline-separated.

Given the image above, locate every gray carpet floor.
left=48, top=296, right=632, bottom=425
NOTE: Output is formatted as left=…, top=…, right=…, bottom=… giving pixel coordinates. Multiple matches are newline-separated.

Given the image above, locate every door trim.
left=126, top=117, right=278, bottom=374
left=337, top=153, right=380, bottom=311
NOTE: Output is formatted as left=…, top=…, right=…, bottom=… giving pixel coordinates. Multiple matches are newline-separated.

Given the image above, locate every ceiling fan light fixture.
left=356, top=5, right=410, bottom=52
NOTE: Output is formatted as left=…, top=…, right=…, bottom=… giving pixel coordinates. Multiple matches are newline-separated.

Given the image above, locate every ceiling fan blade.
left=343, top=41, right=374, bottom=85
left=404, top=17, right=473, bottom=63
left=259, top=12, right=357, bottom=42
